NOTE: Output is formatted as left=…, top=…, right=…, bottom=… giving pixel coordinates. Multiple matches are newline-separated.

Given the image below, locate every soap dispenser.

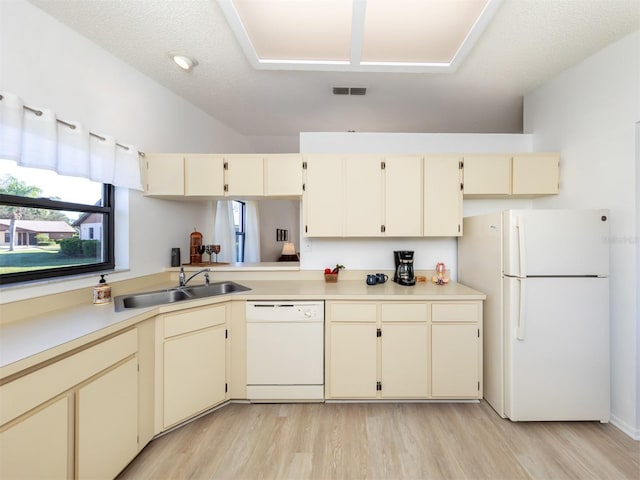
left=93, top=274, right=112, bottom=305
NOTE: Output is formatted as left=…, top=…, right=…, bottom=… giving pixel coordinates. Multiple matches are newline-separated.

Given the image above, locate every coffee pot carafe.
left=394, top=250, right=416, bottom=286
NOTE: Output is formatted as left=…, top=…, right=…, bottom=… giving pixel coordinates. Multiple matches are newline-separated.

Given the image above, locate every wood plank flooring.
left=117, top=401, right=639, bottom=480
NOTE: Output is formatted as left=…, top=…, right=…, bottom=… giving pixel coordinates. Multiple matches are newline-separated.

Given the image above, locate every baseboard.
left=610, top=413, right=640, bottom=440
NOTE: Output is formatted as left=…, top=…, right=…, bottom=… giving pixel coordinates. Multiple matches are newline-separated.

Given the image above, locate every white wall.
left=299, top=132, right=534, bottom=274
left=257, top=200, right=301, bottom=261
left=524, top=31, right=640, bottom=438
left=0, top=0, right=252, bottom=301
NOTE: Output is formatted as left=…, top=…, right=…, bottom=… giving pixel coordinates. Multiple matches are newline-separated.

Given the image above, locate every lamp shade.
left=281, top=242, right=296, bottom=255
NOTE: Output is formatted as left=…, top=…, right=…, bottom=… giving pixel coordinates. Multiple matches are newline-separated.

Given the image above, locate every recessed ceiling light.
left=170, top=54, right=198, bottom=71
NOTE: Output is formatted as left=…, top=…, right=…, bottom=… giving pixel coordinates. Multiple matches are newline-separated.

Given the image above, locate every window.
left=232, top=200, right=246, bottom=262
left=0, top=161, right=115, bottom=284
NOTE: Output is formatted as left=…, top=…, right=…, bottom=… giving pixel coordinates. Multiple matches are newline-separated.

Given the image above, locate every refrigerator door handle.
left=515, top=215, right=527, bottom=277
left=516, top=278, right=527, bottom=340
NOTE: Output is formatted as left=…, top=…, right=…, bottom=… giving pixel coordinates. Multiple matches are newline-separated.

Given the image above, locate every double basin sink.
left=114, top=281, right=251, bottom=312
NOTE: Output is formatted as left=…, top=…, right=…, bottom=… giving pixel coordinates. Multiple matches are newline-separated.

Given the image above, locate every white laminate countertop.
left=0, top=279, right=485, bottom=379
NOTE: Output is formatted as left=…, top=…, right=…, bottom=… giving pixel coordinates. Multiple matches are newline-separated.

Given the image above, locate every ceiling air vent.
left=332, top=87, right=367, bottom=96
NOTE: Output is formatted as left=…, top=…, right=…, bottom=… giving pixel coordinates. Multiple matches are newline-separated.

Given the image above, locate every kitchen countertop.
left=0, top=279, right=485, bottom=379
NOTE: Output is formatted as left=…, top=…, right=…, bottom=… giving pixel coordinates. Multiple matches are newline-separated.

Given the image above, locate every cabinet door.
left=463, top=155, right=511, bottom=195
left=145, top=154, right=185, bottom=195
left=512, top=153, right=559, bottom=195
left=424, top=155, right=462, bottom=236
left=344, top=156, right=383, bottom=236
left=381, top=323, right=428, bottom=398
left=77, top=357, right=139, bottom=480
left=0, top=396, right=70, bottom=480
left=185, top=154, right=225, bottom=196
left=265, top=154, right=303, bottom=196
left=163, top=324, right=226, bottom=428
left=431, top=324, right=480, bottom=398
left=303, top=155, right=344, bottom=236
left=327, top=323, right=377, bottom=398
left=384, top=156, right=422, bottom=236
left=225, top=155, right=264, bottom=196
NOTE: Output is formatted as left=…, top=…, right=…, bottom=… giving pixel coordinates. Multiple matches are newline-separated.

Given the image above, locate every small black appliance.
left=394, top=250, right=416, bottom=286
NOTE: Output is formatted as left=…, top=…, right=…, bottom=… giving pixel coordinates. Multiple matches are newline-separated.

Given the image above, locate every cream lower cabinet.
left=328, top=322, right=378, bottom=398
left=326, top=302, right=428, bottom=399
left=327, top=300, right=482, bottom=400
left=430, top=302, right=482, bottom=398
left=158, top=303, right=228, bottom=430
left=0, top=328, right=139, bottom=480
left=0, top=396, right=70, bottom=479
left=77, top=357, right=139, bottom=480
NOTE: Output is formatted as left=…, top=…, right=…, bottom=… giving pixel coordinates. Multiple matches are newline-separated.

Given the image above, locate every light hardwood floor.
left=118, top=401, right=639, bottom=480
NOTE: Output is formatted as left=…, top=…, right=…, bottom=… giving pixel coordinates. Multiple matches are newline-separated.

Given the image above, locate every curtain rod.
left=0, top=94, right=145, bottom=157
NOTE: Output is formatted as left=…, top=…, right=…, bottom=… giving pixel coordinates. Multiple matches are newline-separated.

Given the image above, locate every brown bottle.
left=190, top=228, right=203, bottom=264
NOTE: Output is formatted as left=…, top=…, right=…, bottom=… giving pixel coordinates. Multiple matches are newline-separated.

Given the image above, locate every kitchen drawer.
left=329, top=303, right=377, bottom=322
left=0, top=329, right=137, bottom=425
left=164, top=304, right=226, bottom=338
left=381, top=302, right=428, bottom=322
left=431, top=302, right=479, bottom=323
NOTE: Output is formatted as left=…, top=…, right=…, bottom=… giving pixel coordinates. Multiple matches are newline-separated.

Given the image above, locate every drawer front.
left=0, top=329, right=137, bottom=425
left=431, top=302, right=479, bottom=323
left=329, top=303, right=377, bottom=322
left=381, top=303, right=428, bottom=323
left=164, top=304, right=226, bottom=338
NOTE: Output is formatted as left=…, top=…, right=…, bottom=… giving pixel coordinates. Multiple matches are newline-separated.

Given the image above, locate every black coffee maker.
left=394, top=251, right=416, bottom=286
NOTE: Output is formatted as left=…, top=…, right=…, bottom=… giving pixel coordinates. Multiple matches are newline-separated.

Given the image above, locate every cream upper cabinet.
left=512, top=153, right=559, bottom=195
left=345, top=155, right=384, bottom=236
left=0, top=396, right=70, bottom=480
left=225, top=154, right=264, bottom=196
left=384, top=156, right=423, bottom=236
left=160, top=304, right=227, bottom=430
left=303, top=154, right=344, bottom=236
left=304, top=154, right=389, bottom=237
left=145, top=153, right=185, bottom=195
left=185, top=154, right=225, bottom=196
left=462, top=154, right=511, bottom=196
left=463, top=153, right=559, bottom=197
left=430, top=302, right=482, bottom=398
left=424, top=155, right=463, bottom=236
left=265, top=154, right=303, bottom=196
left=77, top=357, right=139, bottom=480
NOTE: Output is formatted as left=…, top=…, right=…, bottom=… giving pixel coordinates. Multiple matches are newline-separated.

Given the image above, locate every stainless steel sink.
left=114, top=281, right=251, bottom=311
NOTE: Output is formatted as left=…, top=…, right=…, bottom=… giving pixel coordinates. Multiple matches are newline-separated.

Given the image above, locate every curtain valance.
left=0, top=91, right=142, bottom=190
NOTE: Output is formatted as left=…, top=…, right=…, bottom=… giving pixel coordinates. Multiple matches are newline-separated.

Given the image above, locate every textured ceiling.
left=28, top=0, right=640, bottom=138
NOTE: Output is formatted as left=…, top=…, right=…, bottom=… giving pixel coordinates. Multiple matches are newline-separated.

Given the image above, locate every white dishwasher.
left=246, top=301, right=324, bottom=401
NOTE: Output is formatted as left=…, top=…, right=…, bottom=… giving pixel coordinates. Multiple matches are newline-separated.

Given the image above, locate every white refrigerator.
left=458, top=209, right=610, bottom=421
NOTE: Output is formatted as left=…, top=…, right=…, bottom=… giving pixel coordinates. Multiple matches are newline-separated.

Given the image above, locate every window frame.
left=233, top=200, right=246, bottom=262
left=0, top=184, right=115, bottom=285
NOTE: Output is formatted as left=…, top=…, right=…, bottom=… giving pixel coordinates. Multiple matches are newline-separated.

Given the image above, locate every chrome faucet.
left=179, top=267, right=211, bottom=287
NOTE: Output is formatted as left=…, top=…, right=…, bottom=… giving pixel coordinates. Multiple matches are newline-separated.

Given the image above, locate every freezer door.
left=503, top=209, right=609, bottom=277
left=503, top=276, right=609, bottom=421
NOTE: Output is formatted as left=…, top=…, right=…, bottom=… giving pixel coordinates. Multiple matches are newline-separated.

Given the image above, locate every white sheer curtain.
left=244, top=201, right=261, bottom=263
left=0, top=91, right=142, bottom=190
left=213, top=201, right=237, bottom=263
left=213, top=200, right=261, bottom=263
